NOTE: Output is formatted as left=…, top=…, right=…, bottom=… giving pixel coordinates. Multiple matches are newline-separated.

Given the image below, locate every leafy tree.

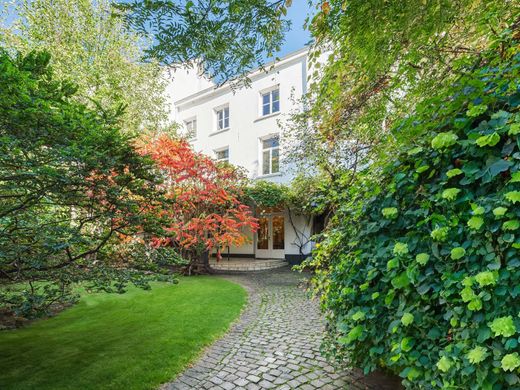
left=1, top=0, right=170, bottom=134
left=0, top=49, right=172, bottom=319
left=117, top=0, right=292, bottom=83
left=307, top=29, right=520, bottom=388
left=141, top=135, right=258, bottom=273
left=284, top=0, right=518, bottom=179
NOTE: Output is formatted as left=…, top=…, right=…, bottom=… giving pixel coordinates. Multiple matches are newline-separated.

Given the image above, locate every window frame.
left=184, top=117, right=197, bottom=140
left=260, top=135, right=280, bottom=176
left=214, top=147, right=230, bottom=163
left=260, top=87, right=280, bottom=117
left=214, top=105, right=230, bottom=131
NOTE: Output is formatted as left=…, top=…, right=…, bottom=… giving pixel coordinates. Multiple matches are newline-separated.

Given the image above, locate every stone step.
left=209, top=259, right=288, bottom=272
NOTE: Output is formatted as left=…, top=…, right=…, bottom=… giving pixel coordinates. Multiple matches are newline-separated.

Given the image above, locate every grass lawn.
left=0, top=277, right=246, bottom=390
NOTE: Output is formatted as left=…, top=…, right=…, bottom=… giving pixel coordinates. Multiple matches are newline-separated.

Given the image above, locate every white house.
left=166, top=47, right=314, bottom=264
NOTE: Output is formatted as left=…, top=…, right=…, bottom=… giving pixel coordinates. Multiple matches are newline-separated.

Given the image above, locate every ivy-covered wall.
left=310, top=35, right=520, bottom=388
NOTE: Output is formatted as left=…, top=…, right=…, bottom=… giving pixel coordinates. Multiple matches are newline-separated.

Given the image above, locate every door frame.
left=255, top=212, right=285, bottom=259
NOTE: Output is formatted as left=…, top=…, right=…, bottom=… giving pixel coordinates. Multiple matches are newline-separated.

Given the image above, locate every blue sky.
left=276, top=1, right=314, bottom=57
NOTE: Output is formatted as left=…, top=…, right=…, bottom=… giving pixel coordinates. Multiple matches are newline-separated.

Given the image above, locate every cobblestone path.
left=163, top=267, right=398, bottom=390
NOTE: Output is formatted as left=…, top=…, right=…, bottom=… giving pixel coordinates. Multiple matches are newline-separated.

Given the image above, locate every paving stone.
left=234, top=378, right=248, bottom=387
left=163, top=268, right=387, bottom=390
left=258, top=380, right=275, bottom=389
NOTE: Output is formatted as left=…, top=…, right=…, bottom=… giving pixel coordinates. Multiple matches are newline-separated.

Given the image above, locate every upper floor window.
left=215, top=106, right=230, bottom=131
left=261, top=89, right=280, bottom=116
left=184, top=118, right=197, bottom=139
left=215, top=147, right=229, bottom=162
left=261, top=136, right=279, bottom=175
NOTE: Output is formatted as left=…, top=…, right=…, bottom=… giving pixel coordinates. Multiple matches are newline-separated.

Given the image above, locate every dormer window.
left=261, top=89, right=280, bottom=116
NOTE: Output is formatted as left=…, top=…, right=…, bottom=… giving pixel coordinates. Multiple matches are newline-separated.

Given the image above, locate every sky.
left=276, top=1, right=315, bottom=57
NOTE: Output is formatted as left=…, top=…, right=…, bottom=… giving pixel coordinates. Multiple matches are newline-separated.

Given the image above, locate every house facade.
left=166, top=48, right=313, bottom=263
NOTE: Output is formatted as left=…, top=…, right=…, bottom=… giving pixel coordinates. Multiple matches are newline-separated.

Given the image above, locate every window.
left=184, top=118, right=197, bottom=139
left=215, top=106, right=229, bottom=131
left=261, top=89, right=280, bottom=116
left=215, top=148, right=229, bottom=162
left=261, top=136, right=279, bottom=175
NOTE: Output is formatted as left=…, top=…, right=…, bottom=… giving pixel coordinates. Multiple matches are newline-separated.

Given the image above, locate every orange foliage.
left=140, top=134, right=258, bottom=259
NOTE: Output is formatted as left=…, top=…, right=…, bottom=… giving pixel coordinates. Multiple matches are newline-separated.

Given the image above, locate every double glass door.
left=256, top=213, right=285, bottom=259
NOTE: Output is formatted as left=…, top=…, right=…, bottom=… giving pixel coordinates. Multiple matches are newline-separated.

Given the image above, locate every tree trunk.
left=185, top=250, right=214, bottom=275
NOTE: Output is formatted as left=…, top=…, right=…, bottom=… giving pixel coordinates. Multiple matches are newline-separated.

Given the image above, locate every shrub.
left=311, top=35, right=520, bottom=387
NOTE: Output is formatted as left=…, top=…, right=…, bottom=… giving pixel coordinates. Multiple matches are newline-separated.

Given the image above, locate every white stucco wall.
left=172, top=48, right=308, bottom=184
left=168, top=48, right=314, bottom=258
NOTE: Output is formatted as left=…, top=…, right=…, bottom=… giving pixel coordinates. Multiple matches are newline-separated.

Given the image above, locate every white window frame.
left=214, top=105, right=230, bottom=132
left=214, top=147, right=229, bottom=162
left=260, top=135, right=280, bottom=176
left=184, top=117, right=197, bottom=140
left=259, top=86, right=280, bottom=117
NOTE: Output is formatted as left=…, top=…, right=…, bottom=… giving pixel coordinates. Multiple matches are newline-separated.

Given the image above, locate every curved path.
left=163, top=267, right=397, bottom=390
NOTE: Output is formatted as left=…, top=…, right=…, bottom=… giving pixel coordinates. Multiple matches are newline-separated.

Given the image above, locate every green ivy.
left=311, top=37, right=520, bottom=388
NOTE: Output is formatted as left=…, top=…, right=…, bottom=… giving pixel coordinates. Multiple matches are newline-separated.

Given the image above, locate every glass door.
left=256, top=214, right=285, bottom=259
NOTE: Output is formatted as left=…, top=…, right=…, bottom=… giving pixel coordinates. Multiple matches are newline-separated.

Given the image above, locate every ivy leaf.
left=387, top=257, right=399, bottom=270
left=442, top=188, right=461, bottom=201
left=431, top=227, right=449, bottom=241
left=501, top=353, right=520, bottom=372
left=467, top=216, right=484, bottom=230
left=503, top=220, right=520, bottom=231
left=351, top=311, right=366, bottom=321
left=393, top=242, right=409, bottom=255
left=416, top=253, right=430, bottom=265
left=508, top=123, right=520, bottom=135
left=509, top=171, right=520, bottom=183
left=339, top=325, right=363, bottom=344
left=505, top=191, right=520, bottom=204
left=467, top=346, right=488, bottom=364
left=468, top=298, right=482, bottom=311
left=467, top=104, right=488, bottom=117
left=461, top=286, right=476, bottom=302
left=489, top=316, right=517, bottom=337
left=476, top=132, right=500, bottom=147
left=475, top=271, right=498, bottom=287
left=451, top=247, right=466, bottom=260
left=401, top=312, right=414, bottom=326
left=487, top=158, right=513, bottom=178
left=436, top=356, right=453, bottom=372
left=416, top=165, right=430, bottom=173
left=401, top=337, right=414, bottom=352
left=382, top=207, right=398, bottom=219
left=391, top=272, right=410, bottom=289
left=446, top=168, right=463, bottom=178
left=493, top=207, right=508, bottom=217
left=431, top=132, right=458, bottom=149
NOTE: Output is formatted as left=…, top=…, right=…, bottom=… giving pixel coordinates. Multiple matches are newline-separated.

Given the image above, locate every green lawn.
left=0, top=277, right=246, bottom=390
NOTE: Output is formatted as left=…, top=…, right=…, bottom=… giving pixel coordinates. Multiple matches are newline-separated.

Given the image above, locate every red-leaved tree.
left=140, top=134, right=258, bottom=273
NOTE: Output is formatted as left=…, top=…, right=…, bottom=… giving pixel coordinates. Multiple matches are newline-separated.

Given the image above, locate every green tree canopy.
left=118, top=0, right=292, bottom=83
left=284, top=0, right=518, bottom=178
left=0, top=48, right=172, bottom=318
left=1, top=0, right=170, bottom=134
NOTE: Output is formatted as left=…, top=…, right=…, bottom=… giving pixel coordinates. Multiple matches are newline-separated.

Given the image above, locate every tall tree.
left=0, top=0, right=170, bottom=134
left=117, top=0, right=292, bottom=83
